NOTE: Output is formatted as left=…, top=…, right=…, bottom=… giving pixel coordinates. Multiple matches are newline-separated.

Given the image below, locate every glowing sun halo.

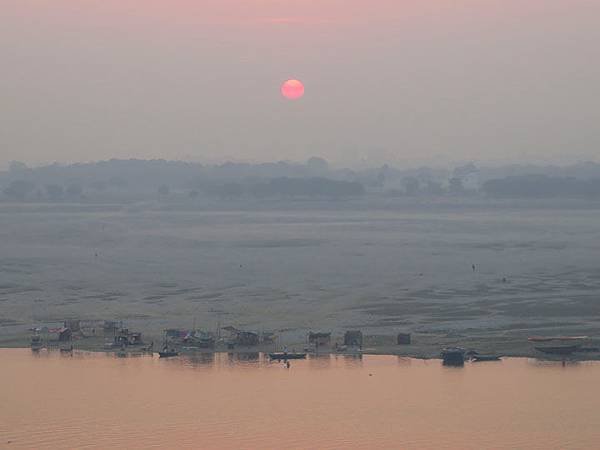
left=281, top=79, right=304, bottom=100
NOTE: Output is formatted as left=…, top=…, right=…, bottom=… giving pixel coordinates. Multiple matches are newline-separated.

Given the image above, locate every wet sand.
left=1, top=199, right=600, bottom=358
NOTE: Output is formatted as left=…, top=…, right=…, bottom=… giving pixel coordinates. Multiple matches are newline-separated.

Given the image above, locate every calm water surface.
left=1, top=349, right=599, bottom=449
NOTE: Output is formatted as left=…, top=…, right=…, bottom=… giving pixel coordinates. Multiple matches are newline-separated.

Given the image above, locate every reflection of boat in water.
left=269, top=352, right=306, bottom=360
left=30, top=334, right=44, bottom=351
left=441, top=347, right=465, bottom=366
left=535, top=345, right=579, bottom=355
left=529, top=336, right=587, bottom=356
left=158, top=349, right=179, bottom=358
left=472, top=354, right=502, bottom=362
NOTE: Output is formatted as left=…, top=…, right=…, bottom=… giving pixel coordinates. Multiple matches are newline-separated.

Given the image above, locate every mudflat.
left=1, top=198, right=600, bottom=357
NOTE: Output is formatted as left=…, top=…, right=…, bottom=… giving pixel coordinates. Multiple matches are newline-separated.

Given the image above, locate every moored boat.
left=158, top=349, right=179, bottom=358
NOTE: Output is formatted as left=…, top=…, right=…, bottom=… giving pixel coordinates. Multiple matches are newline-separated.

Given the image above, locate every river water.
left=1, top=349, right=599, bottom=449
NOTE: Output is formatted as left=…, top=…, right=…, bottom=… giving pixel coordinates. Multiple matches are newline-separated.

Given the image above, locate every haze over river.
left=1, top=348, right=599, bottom=449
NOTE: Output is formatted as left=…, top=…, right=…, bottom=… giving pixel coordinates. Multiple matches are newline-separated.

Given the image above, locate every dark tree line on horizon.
left=2, top=158, right=600, bottom=201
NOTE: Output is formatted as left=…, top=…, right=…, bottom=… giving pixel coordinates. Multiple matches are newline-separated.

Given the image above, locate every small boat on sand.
left=269, top=352, right=306, bottom=360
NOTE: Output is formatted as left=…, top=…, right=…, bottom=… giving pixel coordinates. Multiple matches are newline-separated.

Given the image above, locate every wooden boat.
left=472, top=354, right=502, bottom=362
left=535, top=345, right=579, bottom=355
left=268, top=352, right=306, bottom=360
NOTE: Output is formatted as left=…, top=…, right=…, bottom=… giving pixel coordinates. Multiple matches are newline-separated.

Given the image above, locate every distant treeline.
left=2, top=158, right=600, bottom=202
left=482, top=175, right=600, bottom=198
left=206, top=178, right=365, bottom=198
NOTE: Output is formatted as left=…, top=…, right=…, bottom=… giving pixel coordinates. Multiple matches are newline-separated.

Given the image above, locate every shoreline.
left=4, top=337, right=600, bottom=362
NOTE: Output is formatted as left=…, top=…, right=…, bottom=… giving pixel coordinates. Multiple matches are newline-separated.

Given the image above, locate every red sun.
left=281, top=79, right=305, bottom=100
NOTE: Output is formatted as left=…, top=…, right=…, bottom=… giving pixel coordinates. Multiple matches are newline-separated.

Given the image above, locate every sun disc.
left=281, top=79, right=304, bottom=100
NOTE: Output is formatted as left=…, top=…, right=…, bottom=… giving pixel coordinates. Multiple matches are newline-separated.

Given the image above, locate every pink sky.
left=2, top=1, right=599, bottom=166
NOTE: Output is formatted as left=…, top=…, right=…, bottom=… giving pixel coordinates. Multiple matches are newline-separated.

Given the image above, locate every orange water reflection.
left=1, top=349, right=599, bottom=449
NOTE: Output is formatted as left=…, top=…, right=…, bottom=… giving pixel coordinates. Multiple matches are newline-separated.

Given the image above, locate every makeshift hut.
left=235, top=331, right=259, bottom=346
left=308, top=332, right=331, bottom=347
left=184, top=331, right=216, bottom=348
left=260, top=332, right=276, bottom=344
left=166, top=329, right=186, bottom=339
left=64, top=320, right=81, bottom=333
left=397, top=333, right=411, bottom=345
left=103, top=321, right=118, bottom=334
left=58, top=327, right=72, bottom=342
left=114, top=328, right=143, bottom=346
left=344, top=330, right=363, bottom=348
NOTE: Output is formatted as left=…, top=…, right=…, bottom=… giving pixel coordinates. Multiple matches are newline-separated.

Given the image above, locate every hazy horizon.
left=2, top=0, right=599, bottom=168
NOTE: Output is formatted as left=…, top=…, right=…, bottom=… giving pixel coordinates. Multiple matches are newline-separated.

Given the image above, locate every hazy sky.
left=2, top=0, right=599, bottom=168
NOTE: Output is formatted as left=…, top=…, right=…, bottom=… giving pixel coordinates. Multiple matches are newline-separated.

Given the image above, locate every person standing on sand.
left=472, top=264, right=476, bottom=272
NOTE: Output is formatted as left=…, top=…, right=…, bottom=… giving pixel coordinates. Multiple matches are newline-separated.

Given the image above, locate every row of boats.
left=442, top=336, right=598, bottom=366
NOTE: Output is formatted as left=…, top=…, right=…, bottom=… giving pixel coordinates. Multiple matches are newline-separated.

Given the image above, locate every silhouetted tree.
left=402, top=177, right=420, bottom=196
left=424, top=181, right=444, bottom=195
left=3, top=180, right=35, bottom=201
left=66, top=183, right=83, bottom=197
left=45, top=184, right=64, bottom=200
left=448, top=177, right=464, bottom=195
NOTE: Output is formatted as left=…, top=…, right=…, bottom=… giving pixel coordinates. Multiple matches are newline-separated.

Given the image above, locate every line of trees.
left=482, top=175, right=600, bottom=198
